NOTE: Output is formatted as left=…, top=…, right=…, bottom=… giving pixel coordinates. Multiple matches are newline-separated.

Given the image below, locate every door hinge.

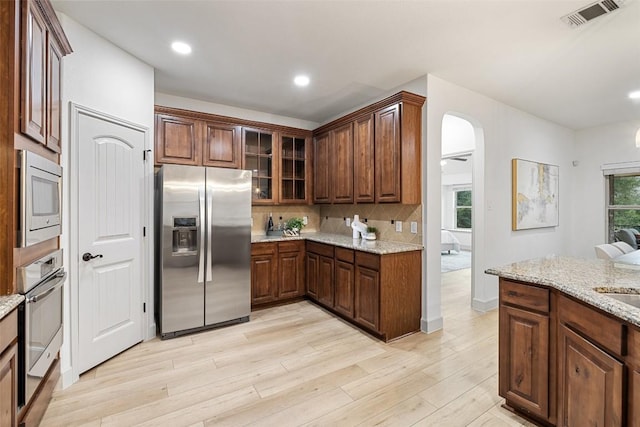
left=143, top=226, right=146, bottom=237
left=143, top=149, right=152, bottom=161
left=143, top=302, right=146, bottom=313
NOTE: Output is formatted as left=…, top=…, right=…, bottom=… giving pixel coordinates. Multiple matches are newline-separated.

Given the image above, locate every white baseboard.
left=472, top=297, right=498, bottom=312
left=146, top=322, right=157, bottom=341
left=421, top=316, right=443, bottom=333
left=60, top=365, right=77, bottom=389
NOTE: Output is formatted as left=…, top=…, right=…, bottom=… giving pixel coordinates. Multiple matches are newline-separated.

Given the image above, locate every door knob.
left=82, top=252, right=103, bottom=262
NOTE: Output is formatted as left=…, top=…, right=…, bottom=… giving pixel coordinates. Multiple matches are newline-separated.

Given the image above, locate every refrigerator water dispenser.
left=172, top=217, right=197, bottom=255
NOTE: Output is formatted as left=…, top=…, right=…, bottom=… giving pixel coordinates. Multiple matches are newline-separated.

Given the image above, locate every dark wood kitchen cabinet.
left=202, top=121, right=241, bottom=168
left=312, top=124, right=353, bottom=204
left=334, top=248, right=355, bottom=318
left=155, top=113, right=201, bottom=165
left=557, top=294, right=624, bottom=427
left=312, top=91, right=425, bottom=205
left=354, top=257, right=380, bottom=332
left=244, top=128, right=276, bottom=205
left=250, top=243, right=278, bottom=305
left=353, top=114, right=375, bottom=203
left=277, top=241, right=305, bottom=300
left=0, top=0, right=71, bottom=296
left=154, top=106, right=312, bottom=206
left=0, top=309, right=18, bottom=427
left=497, top=277, right=640, bottom=427
left=312, top=132, right=331, bottom=203
left=498, top=280, right=551, bottom=422
left=251, top=240, right=305, bottom=308
left=21, top=0, right=70, bottom=153
left=306, top=242, right=335, bottom=308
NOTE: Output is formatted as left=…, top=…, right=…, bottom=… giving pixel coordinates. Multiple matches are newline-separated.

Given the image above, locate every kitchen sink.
left=600, top=293, right=640, bottom=309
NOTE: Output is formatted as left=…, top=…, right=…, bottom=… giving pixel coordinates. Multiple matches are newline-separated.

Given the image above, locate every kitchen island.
left=487, top=256, right=640, bottom=427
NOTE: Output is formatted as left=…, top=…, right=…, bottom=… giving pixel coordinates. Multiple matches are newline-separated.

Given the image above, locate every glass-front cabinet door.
left=280, top=135, right=308, bottom=204
left=244, top=128, right=275, bottom=204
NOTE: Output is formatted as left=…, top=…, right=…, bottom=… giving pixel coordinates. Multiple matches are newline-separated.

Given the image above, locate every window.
left=455, top=189, right=472, bottom=229
left=606, top=174, right=640, bottom=242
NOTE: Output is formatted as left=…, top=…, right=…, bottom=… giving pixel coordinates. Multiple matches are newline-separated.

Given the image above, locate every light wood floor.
left=42, top=269, right=535, bottom=426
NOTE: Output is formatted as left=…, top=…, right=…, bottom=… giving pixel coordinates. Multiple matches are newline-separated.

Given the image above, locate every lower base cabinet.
left=0, top=309, right=18, bottom=427
left=251, top=241, right=305, bottom=308
left=499, top=278, right=636, bottom=427
left=557, top=324, right=623, bottom=427
left=306, top=241, right=421, bottom=342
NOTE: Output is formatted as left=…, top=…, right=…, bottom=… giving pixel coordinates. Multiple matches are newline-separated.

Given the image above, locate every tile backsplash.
left=252, top=205, right=321, bottom=234
left=252, top=204, right=422, bottom=245
left=320, top=204, right=422, bottom=244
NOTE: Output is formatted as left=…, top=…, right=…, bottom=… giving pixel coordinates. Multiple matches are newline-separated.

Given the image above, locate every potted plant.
left=284, top=217, right=305, bottom=236
left=363, top=226, right=377, bottom=240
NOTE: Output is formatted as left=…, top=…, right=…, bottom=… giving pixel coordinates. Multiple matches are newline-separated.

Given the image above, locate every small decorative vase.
left=363, top=232, right=377, bottom=240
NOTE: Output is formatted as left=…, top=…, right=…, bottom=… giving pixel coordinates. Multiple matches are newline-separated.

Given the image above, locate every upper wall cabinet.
left=313, top=91, right=425, bottom=204
left=20, top=0, right=72, bottom=153
left=154, top=106, right=312, bottom=205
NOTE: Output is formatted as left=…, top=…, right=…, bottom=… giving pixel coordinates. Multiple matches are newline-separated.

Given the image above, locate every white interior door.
left=77, top=110, right=145, bottom=373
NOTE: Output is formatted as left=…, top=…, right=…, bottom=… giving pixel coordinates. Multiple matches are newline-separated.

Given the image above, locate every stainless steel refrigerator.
left=155, top=165, right=251, bottom=339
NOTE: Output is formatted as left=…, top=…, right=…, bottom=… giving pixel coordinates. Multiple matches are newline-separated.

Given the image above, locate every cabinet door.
left=313, top=133, right=331, bottom=203
left=46, top=38, right=62, bottom=153
left=155, top=114, right=201, bottom=165
left=558, top=324, right=623, bottom=427
left=244, top=128, right=277, bottom=205
left=0, top=343, right=17, bottom=427
left=317, top=255, right=335, bottom=307
left=334, top=260, right=355, bottom=317
left=21, top=0, right=48, bottom=145
left=331, top=123, right=354, bottom=203
left=375, top=104, right=401, bottom=202
left=499, top=305, right=549, bottom=420
left=202, top=122, right=241, bottom=168
left=280, top=135, right=309, bottom=204
left=355, top=265, right=380, bottom=331
left=278, top=248, right=304, bottom=299
left=632, top=369, right=640, bottom=427
left=354, top=114, right=374, bottom=203
left=250, top=247, right=278, bottom=305
left=306, top=252, right=319, bottom=299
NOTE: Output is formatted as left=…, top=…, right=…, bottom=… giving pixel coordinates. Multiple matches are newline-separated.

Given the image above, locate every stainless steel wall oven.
left=17, top=249, right=65, bottom=409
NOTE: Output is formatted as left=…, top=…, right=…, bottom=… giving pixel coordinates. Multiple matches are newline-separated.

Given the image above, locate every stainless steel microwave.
left=19, top=150, right=62, bottom=247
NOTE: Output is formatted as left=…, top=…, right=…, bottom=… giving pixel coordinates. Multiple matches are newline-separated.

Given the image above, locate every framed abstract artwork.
left=512, top=158, right=559, bottom=230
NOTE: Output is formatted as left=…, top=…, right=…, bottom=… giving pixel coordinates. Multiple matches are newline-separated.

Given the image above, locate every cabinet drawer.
left=355, top=251, right=380, bottom=270
left=335, top=247, right=354, bottom=263
left=558, top=294, right=624, bottom=357
left=251, top=242, right=277, bottom=256
left=307, top=241, right=334, bottom=258
left=278, top=240, right=303, bottom=253
left=500, top=280, right=549, bottom=313
left=0, top=308, right=18, bottom=354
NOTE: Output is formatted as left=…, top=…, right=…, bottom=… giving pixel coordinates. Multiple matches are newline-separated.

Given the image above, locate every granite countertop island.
left=251, top=232, right=423, bottom=255
left=0, top=294, right=24, bottom=321
left=486, top=256, right=640, bottom=328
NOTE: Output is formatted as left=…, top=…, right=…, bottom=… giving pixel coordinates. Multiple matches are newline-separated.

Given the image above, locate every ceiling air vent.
left=561, top=0, right=626, bottom=28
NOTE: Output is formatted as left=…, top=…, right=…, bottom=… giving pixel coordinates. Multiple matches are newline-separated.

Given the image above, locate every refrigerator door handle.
left=197, top=184, right=205, bottom=283
left=206, top=182, right=213, bottom=282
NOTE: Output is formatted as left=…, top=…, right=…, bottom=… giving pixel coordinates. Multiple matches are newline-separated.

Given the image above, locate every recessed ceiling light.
left=294, top=75, right=310, bottom=87
left=171, top=41, right=192, bottom=55
left=629, top=90, right=640, bottom=100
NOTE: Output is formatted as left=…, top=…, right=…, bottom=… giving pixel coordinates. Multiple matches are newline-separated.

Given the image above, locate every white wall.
left=58, top=13, right=155, bottom=387
left=572, top=120, right=640, bottom=259
left=155, top=93, right=320, bottom=130
left=424, top=75, right=575, bottom=330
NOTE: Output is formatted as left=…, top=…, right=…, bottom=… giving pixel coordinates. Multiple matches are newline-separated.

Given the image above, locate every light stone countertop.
left=0, top=294, right=24, bottom=321
left=486, top=256, right=640, bottom=328
left=251, top=232, right=423, bottom=255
